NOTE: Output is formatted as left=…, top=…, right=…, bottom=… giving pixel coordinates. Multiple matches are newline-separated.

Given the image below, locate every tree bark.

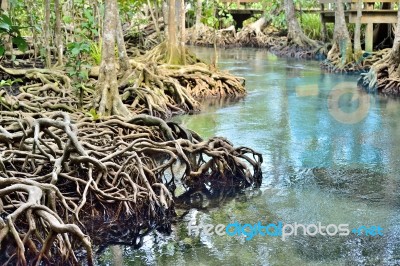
left=147, top=0, right=162, bottom=42
left=54, top=0, right=63, bottom=66
left=284, top=0, right=317, bottom=48
left=116, top=7, right=130, bottom=75
left=195, top=0, right=202, bottom=29
left=327, top=0, right=352, bottom=66
left=44, top=0, right=51, bottom=68
left=180, top=0, right=186, bottom=65
left=96, top=0, right=130, bottom=117
left=1, top=0, right=12, bottom=57
left=167, top=0, right=181, bottom=64
left=389, top=3, right=400, bottom=67
left=353, top=0, right=362, bottom=60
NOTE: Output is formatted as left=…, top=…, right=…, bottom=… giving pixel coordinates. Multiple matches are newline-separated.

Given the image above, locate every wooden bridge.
left=319, top=0, right=397, bottom=51
left=221, top=0, right=398, bottom=52
left=220, top=0, right=263, bottom=29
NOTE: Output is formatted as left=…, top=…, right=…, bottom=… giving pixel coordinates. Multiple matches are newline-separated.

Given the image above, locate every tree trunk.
left=147, top=0, right=162, bottom=42
left=327, top=0, right=352, bottom=66
left=167, top=0, right=181, bottom=64
left=180, top=0, right=186, bottom=65
left=284, top=0, right=317, bottom=48
left=27, top=0, right=38, bottom=65
left=0, top=0, right=7, bottom=11
left=163, top=0, right=169, bottom=39
left=353, top=0, right=362, bottom=60
left=320, top=3, right=327, bottom=42
left=1, top=0, right=12, bottom=57
left=116, top=7, right=130, bottom=75
left=389, top=4, right=400, bottom=66
left=195, top=0, right=202, bottom=29
left=381, top=5, right=400, bottom=87
left=96, top=0, right=130, bottom=117
left=54, top=0, right=63, bottom=66
left=44, top=0, right=51, bottom=68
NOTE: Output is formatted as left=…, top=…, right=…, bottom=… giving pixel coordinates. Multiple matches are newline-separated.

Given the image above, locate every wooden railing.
left=319, top=0, right=397, bottom=9
left=318, top=0, right=397, bottom=52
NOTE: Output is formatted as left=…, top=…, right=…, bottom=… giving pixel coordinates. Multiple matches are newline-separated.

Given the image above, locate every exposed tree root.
left=184, top=23, right=326, bottom=60
left=0, top=111, right=262, bottom=264
left=185, top=22, right=281, bottom=48
left=271, top=42, right=327, bottom=60
left=125, top=18, right=165, bottom=51
left=114, top=48, right=247, bottom=118
left=1, top=53, right=246, bottom=120
left=321, top=48, right=390, bottom=74
left=357, top=49, right=400, bottom=94
left=0, top=28, right=262, bottom=263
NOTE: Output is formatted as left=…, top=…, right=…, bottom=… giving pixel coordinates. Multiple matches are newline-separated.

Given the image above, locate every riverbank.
left=0, top=44, right=263, bottom=264
left=97, top=47, right=400, bottom=265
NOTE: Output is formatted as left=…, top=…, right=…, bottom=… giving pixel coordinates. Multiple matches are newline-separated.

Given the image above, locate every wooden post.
left=320, top=3, right=327, bottom=41
left=365, top=2, right=374, bottom=52
left=365, top=23, right=373, bottom=52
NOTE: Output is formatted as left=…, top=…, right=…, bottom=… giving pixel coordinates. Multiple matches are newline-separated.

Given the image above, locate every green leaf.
left=0, top=21, right=10, bottom=32
left=0, top=14, right=12, bottom=27
left=62, top=15, right=72, bottom=24
left=86, top=108, right=100, bottom=121
left=67, top=42, right=77, bottom=50
left=78, top=70, right=88, bottom=80
left=0, top=46, right=4, bottom=56
left=12, top=36, right=28, bottom=52
left=10, top=25, right=21, bottom=34
left=80, top=43, right=90, bottom=53
left=71, top=47, right=81, bottom=56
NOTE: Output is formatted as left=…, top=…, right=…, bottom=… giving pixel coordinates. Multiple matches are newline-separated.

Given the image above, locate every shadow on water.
left=97, top=47, right=400, bottom=265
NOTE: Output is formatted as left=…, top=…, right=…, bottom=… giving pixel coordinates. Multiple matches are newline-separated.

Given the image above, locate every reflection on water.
left=98, top=47, right=400, bottom=265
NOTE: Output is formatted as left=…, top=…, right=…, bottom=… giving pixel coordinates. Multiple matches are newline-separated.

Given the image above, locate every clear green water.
left=98, top=48, right=400, bottom=265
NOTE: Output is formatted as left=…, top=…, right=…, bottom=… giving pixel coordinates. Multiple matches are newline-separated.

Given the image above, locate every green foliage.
left=81, top=9, right=99, bottom=38
left=85, top=108, right=101, bottom=121
left=66, top=41, right=93, bottom=108
left=216, top=3, right=234, bottom=28
left=66, top=41, right=91, bottom=80
left=0, top=13, right=28, bottom=56
left=294, top=0, right=319, bottom=9
left=119, top=0, right=145, bottom=23
left=0, top=78, right=23, bottom=87
left=300, top=13, right=333, bottom=40
left=261, top=0, right=286, bottom=29
left=128, top=17, right=148, bottom=42
left=201, top=1, right=234, bottom=29
left=89, top=41, right=102, bottom=65
left=68, top=41, right=90, bottom=57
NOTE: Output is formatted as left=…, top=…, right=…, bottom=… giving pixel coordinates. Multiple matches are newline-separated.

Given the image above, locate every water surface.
left=99, top=47, right=400, bottom=265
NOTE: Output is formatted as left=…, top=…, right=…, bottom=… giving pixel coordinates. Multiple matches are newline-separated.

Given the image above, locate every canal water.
left=98, top=47, right=400, bottom=265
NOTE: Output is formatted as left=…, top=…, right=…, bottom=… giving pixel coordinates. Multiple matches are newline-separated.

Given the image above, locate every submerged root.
left=357, top=49, right=400, bottom=95
left=321, top=48, right=390, bottom=74
left=184, top=22, right=283, bottom=48
left=0, top=111, right=262, bottom=264
left=0, top=37, right=261, bottom=264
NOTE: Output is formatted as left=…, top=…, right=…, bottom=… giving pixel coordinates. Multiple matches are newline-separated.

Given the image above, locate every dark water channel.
left=98, top=47, right=400, bottom=265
